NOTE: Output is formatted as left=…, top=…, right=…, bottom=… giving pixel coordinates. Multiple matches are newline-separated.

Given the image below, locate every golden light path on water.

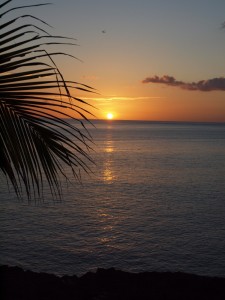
left=103, top=132, right=115, bottom=183
left=98, top=127, right=119, bottom=247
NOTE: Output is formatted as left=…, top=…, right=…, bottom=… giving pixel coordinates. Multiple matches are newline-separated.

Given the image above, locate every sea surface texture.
left=1, top=121, right=225, bottom=277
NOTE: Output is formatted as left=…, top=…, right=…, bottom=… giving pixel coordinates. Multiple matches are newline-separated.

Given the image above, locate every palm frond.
left=0, top=1, right=95, bottom=199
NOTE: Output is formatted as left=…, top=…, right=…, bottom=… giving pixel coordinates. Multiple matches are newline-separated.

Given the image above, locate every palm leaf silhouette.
left=0, top=0, right=95, bottom=199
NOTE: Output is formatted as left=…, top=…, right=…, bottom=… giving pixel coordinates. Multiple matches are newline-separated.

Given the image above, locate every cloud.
left=142, top=75, right=225, bottom=91
left=83, top=96, right=163, bottom=102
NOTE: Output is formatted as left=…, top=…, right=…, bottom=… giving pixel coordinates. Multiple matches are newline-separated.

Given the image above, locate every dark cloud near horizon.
left=142, top=75, right=225, bottom=91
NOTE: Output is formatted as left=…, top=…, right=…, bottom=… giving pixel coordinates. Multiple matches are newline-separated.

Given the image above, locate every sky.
left=19, top=0, right=225, bottom=121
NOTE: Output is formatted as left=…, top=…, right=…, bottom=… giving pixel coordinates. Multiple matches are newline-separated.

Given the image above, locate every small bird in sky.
left=102, top=30, right=106, bottom=34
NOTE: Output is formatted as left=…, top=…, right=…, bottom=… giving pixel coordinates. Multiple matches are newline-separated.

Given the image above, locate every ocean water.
left=1, top=120, right=225, bottom=277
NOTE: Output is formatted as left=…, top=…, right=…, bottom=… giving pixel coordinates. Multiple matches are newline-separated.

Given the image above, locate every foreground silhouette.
left=1, top=266, right=225, bottom=300
left=0, top=1, right=94, bottom=199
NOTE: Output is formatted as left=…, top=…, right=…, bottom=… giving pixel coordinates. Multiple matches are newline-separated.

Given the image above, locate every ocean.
left=1, top=120, right=225, bottom=277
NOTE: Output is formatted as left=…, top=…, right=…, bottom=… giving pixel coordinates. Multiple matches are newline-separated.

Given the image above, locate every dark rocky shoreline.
left=1, top=265, right=225, bottom=300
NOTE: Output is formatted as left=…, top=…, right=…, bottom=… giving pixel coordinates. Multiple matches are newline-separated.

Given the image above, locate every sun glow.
left=106, top=113, right=114, bottom=120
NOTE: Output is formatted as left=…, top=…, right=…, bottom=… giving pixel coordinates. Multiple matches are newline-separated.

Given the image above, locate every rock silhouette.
left=1, top=265, right=225, bottom=299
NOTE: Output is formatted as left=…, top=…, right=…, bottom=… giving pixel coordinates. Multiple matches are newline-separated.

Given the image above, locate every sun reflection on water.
left=98, top=134, right=118, bottom=246
left=97, top=208, right=116, bottom=246
left=105, top=140, right=114, bottom=153
left=103, top=138, right=116, bottom=183
left=103, top=161, right=115, bottom=182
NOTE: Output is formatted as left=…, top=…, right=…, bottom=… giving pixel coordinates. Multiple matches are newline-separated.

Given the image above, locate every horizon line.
left=87, top=118, right=225, bottom=124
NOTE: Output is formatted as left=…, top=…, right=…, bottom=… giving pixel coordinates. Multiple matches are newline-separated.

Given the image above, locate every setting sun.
left=106, top=113, right=114, bottom=120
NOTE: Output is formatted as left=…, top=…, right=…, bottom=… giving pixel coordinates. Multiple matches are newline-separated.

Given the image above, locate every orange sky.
left=77, top=85, right=225, bottom=122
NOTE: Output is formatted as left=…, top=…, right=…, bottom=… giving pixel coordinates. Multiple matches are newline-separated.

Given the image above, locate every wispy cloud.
left=142, top=75, right=225, bottom=91
left=83, top=96, right=163, bottom=103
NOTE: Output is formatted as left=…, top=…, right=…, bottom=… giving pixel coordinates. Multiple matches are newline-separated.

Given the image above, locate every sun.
left=106, top=113, right=114, bottom=120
